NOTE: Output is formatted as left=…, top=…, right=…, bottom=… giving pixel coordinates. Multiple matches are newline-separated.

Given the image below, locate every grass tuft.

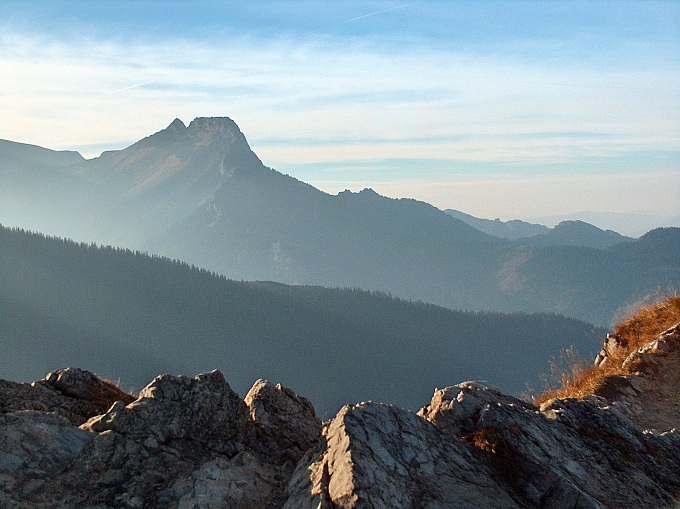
left=534, top=295, right=680, bottom=406
left=92, top=378, right=136, bottom=408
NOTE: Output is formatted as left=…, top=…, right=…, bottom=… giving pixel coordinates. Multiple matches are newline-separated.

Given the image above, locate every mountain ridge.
left=445, top=208, right=550, bottom=240
left=1, top=116, right=678, bottom=325
left=446, top=208, right=633, bottom=248
left=530, top=210, right=680, bottom=238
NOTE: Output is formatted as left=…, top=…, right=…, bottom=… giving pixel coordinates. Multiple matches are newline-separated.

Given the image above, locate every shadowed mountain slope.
left=0, top=225, right=604, bottom=416
left=445, top=208, right=551, bottom=240
left=1, top=117, right=678, bottom=325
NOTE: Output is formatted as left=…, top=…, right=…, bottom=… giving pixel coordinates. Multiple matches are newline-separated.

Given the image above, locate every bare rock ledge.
left=1, top=325, right=679, bottom=508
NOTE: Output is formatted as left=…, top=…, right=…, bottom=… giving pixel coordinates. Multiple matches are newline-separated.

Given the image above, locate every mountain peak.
left=130, top=117, right=187, bottom=149
left=167, top=118, right=187, bottom=132
left=186, top=117, right=250, bottom=148
left=188, top=116, right=237, bottom=130
left=553, top=219, right=595, bottom=230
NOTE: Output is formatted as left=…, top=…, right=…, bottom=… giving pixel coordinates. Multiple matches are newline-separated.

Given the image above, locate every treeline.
left=0, top=225, right=605, bottom=416
left=1, top=225, right=227, bottom=279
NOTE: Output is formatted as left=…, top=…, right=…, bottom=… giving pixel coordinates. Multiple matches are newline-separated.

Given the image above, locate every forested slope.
left=1, top=226, right=604, bottom=415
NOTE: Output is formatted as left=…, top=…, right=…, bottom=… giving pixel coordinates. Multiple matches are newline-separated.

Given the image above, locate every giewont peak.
left=186, top=117, right=249, bottom=147
left=188, top=117, right=238, bottom=132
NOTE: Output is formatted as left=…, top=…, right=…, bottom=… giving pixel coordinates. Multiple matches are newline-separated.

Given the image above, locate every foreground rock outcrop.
left=1, top=325, right=679, bottom=508
left=594, top=323, right=680, bottom=432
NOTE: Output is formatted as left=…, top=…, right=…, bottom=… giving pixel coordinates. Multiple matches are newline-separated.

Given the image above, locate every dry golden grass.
left=613, top=295, right=680, bottom=350
left=90, top=378, right=136, bottom=408
left=465, top=428, right=500, bottom=454
left=534, top=295, right=680, bottom=406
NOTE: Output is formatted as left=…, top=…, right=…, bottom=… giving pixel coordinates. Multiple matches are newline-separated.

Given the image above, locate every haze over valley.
left=2, top=117, right=678, bottom=328
left=0, top=0, right=677, bottom=418
left=2, top=3, right=680, bottom=506
left=2, top=224, right=608, bottom=416
left=1, top=114, right=679, bottom=413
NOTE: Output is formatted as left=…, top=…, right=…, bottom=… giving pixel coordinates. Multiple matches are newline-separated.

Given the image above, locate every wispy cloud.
left=341, top=1, right=423, bottom=24
left=101, top=80, right=155, bottom=96
left=0, top=0, right=678, bottom=218
left=1, top=30, right=676, bottom=160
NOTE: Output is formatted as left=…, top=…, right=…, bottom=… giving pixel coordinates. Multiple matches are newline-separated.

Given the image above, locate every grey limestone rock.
left=0, top=367, right=135, bottom=425
left=83, top=370, right=250, bottom=457
left=284, top=401, right=518, bottom=509
left=0, top=411, right=92, bottom=509
left=594, top=322, right=680, bottom=432
left=244, top=378, right=322, bottom=464
left=283, top=380, right=680, bottom=509
left=0, top=369, right=323, bottom=508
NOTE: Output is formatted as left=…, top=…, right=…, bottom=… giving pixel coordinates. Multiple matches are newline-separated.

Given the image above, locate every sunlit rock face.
left=75, top=116, right=267, bottom=246
left=593, top=323, right=680, bottom=432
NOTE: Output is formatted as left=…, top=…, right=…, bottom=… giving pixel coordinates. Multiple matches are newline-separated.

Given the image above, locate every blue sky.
left=1, top=1, right=678, bottom=222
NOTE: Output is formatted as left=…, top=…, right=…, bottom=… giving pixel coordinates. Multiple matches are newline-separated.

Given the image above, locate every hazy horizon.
left=1, top=1, right=678, bottom=222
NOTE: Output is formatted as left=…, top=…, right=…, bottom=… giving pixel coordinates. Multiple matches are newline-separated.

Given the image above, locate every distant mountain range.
left=446, top=209, right=680, bottom=240
left=445, top=209, right=551, bottom=240
left=0, top=226, right=604, bottom=416
left=531, top=211, right=680, bottom=238
left=445, top=209, right=633, bottom=248
left=1, top=117, right=679, bottom=325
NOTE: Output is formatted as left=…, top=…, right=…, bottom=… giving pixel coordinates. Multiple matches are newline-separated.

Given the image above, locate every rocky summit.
left=1, top=325, right=679, bottom=508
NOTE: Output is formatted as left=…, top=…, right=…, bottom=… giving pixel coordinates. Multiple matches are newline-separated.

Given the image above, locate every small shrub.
left=465, top=428, right=500, bottom=454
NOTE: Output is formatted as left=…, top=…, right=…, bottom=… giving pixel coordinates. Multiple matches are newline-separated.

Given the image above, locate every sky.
left=1, top=0, right=679, bottom=224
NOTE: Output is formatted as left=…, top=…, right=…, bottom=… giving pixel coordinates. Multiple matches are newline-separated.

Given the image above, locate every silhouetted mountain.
left=0, top=139, right=83, bottom=168
left=0, top=225, right=605, bottom=416
left=1, top=117, right=678, bottom=325
left=530, top=210, right=675, bottom=238
left=446, top=210, right=632, bottom=248
left=445, top=209, right=550, bottom=240
left=516, top=220, right=632, bottom=248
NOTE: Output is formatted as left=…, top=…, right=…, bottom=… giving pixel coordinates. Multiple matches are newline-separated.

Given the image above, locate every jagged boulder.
left=83, top=370, right=249, bottom=456
left=284, top=401, right=517, bottom=509
left=283, top=381, right=680, bottom=509
left=594, top=333, right=627, bottom=367
left=594, top=322, right=680, bottom=431
left=418, top=382, right=680, bottom=508
left=72, top=371, right=283, bottom=508
left=0, top=369, right=323, bottom=508
left=0, top=367, right=135, bottom=425
left=244, top=379, right=322, bottom=464
left=0, top=412, right=92, bottom=507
